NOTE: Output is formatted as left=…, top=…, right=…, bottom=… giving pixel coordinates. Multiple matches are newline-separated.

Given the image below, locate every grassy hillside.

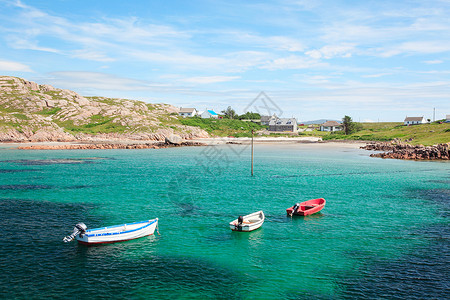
left=320, top=122, right=450, bottom=145
left=0, top=76, right=208, bottom=141
left=179, top=117, right=265, bottom=137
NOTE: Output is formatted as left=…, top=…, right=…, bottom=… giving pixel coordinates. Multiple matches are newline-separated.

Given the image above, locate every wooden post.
left=251, top=129, right=254, bottom=176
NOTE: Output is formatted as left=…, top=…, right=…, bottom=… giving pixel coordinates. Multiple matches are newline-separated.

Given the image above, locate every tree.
left=342, top=115, right=358, bottom=135
left=221, top=106, right=237, bottom=119
left=238, top=111, right=261, bottom=120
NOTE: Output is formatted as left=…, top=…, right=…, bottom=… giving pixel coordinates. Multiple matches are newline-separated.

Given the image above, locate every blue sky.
left=0, top=0, right=449, bottom=121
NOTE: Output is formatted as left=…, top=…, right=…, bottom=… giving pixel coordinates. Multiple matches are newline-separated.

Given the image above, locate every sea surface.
left=0, top=143, right=448, bottom=299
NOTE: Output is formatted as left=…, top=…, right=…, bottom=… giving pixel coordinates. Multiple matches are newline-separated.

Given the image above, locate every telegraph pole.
left=251, top=129, right=254, bottom=176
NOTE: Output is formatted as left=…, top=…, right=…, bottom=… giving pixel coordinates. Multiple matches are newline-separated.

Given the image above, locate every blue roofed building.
left=200, top=109, right=219, bottom=119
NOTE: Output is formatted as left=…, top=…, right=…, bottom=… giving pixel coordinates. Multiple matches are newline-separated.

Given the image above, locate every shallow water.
left=0, top=144, right=448, bottom=299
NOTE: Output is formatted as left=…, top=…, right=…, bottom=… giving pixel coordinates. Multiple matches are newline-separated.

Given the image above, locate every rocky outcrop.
left=17, top=141, right=206, bottom=150
left=0, top=76, right=209, bottom=142
left=165, top=134, right=183, bottom=145
left=362, top=141, right=450, bottom=160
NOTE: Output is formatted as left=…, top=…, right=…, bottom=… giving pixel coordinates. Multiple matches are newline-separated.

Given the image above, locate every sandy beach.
left=0, top=137, right=367, bottom=150
left=193, top=136, right=366, bottom=149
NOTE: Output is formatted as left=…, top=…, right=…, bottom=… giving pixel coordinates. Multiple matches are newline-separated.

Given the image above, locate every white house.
left=268, top=118, right=298, bottom=132
left=445, top=115, right=450, bottom=123
left=404, top=116, right=426, bottom=125
left=200, top=109, right=219, bottom=119
left=179, top=108, right=197, bottom=117
left=320, top=121, right=343, bottom=132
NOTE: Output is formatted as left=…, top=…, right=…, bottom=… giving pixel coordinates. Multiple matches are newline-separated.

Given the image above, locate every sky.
left=0, top=0, right=449, bottom=122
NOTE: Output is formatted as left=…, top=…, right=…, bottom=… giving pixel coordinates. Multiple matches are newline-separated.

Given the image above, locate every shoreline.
left=0, top=137, right=367, bottom=150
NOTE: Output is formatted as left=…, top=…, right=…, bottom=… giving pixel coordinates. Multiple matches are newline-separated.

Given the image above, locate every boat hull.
left=286, top=198, right=326, bottom=216
left=230, top=211, right=264, bottom=232
left=76, top=218, right=158, bottom=245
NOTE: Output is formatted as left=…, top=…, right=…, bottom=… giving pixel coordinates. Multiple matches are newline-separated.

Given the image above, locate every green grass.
left=146, top=104, right=157, bottom=111
left=320, top=122, right=450, bottom=145
left=87, top=97, right=119, bottom=106
left=12, top=113, right=30, bottom=120
left=56, top=116, right=128, bottom=134
left=37, top=107, right=61, bottom=115
left=0, top=105, right=24, bottom=114
left=179, top=117, right=265, bottom=137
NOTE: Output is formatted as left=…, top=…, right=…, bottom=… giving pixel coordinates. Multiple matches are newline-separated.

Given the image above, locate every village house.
left=200, top=109, right=219, bottom=119
left=404, top=116, right=426, bottom=125
left=445, top=115, right=450, bottom=123
left=260, top=114, right=277, bottom=126
left=268, top=118, right=298, bottom=132
left=320, top=121, right=343, bottom=132
left=178, top=108, right=197, bottom=117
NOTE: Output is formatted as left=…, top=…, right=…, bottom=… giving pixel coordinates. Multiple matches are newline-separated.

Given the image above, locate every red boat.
left=286, top=198, right=326, bottom=216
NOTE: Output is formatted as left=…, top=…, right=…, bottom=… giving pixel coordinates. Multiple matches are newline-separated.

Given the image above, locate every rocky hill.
left=0, top=76, right=208, bottom=142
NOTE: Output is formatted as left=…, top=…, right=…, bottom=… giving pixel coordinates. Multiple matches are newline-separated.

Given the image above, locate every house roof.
left=404, top=117, right=424, bottom=121
left=321, top=121, right=342, bottom=127
left=179, top=108, right=196, bottom=113
left=269, top=118, right=297, bottom=126
left=207, top=110, right=218, bottom=115
left=261, top=115, right=277, bottom=122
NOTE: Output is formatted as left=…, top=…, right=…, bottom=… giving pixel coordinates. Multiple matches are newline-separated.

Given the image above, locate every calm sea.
left=0, top=143, right=448, bottom=299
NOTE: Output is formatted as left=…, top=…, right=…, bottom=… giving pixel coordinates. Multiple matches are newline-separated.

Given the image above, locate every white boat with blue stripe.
left=63, top=218, right=158, bottom=245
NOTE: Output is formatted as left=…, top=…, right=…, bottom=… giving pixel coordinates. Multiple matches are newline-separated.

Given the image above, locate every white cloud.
left=71, top=50, right=115, bottom=62
left=362, top=73, right=392, bottom=78
left=423, top=60, right=444, bottom=64
left=0, top=59, right=33, bottom=72
left=261, top=55, right=327, bottom=70
left=44, top=72, right=167, bottom=92
left=377, top=41, right=450, bottom=57
left=182, top=76, right=240, bottom=84
left=305, top=44, right=355, bottom=59
left=6, top=36, right=60, bottom=53
left=226, top=32, right=304, bottom=52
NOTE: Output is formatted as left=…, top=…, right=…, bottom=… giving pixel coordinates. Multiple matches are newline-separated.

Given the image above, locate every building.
left=200, top=109, right=219, bottom=119
left=404, top=116, right=426, bottom=125
left=268, top=118, right=298, bottom=132
left=305, top=124, right=319, bottom=132
left=320, top=121, right=343, bottom=132
left=260, top=114, right=277, bottom=126
left=445, top=115, right=450, bottom=123
left=178, top=108, right=197, bottom=117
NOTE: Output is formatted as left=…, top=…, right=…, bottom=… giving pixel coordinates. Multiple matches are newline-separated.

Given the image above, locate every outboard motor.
left=290, top=203, right=300, bottom=216
left=236, top=216, right=244, bottom=231
left=63, top=223, right=87, bottom=243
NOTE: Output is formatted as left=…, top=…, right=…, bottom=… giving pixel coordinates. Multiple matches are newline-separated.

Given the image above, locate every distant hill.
left=0, top=76, right=208, bottom=142
left=301, top=119, right=342, bottom=125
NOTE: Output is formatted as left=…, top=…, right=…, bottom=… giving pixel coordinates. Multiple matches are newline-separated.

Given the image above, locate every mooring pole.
left=251, top=129, right=254, bottom=176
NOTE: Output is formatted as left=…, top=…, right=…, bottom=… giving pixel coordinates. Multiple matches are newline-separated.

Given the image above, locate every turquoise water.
left=0, top=143, right=448, bottom=299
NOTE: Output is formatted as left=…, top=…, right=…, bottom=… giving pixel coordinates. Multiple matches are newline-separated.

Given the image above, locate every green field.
left=321, top=122, right=450, bottom=145
left=178, top=118, right=449, bottom=145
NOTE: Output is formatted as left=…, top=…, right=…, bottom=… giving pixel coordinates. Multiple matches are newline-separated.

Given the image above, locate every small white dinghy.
left=63, top=218, right=158, bottom=245
left=230, top=211, right=264, bottom=232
